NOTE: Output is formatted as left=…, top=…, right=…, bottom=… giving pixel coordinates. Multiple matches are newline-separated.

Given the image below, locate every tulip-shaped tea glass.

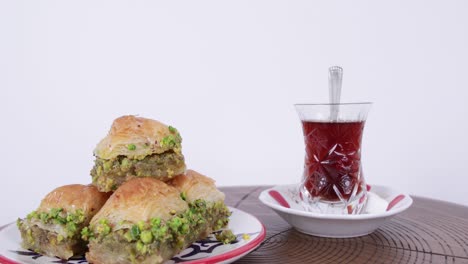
left=295, top=103, right=372, bottom=214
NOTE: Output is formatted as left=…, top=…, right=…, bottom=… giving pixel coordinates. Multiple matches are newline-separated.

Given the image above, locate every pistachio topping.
left=25, top=208, right=86, bottom=238
left=127, top=144, right=137, bottom=151
left=215, top=229, right=237, bottom=244
left=27, top=209, right=85, bottom=227
left=168, top=126, right=177, bottom=133
left=160, top=127, right=182, bottom=149
left=130, top=224, right=140, bottom=240
left=90, top=152, right=186, bottom=192
left=136, top=240, right=147, bottom=254
left=160, top=135, right=177, bottom=148
left=140, top=230, right=153, bottom=244
left=81, top=226, right=93, bottom=240
left=84, top=199, right=232, bottom=256
left=96, top=219, right=111, bottom=236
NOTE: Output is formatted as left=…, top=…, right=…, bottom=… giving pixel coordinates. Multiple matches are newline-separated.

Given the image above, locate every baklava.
left=90, top=115, right=186, bottom=192
left=17, top=184, right=110, bottom=259
left=84, top=174, right=231, bottom=264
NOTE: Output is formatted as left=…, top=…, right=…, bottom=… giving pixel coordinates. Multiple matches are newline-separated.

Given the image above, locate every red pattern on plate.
left=0, top=255, right=18, bottom=264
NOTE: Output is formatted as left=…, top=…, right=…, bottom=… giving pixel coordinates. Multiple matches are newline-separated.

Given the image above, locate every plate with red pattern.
left=0, top=207, right=265, bottom=264
left=259, top=184, right=412, bottom=238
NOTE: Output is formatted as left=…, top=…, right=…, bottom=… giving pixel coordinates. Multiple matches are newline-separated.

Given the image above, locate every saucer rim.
left=259, top=184, right=413, bottom=220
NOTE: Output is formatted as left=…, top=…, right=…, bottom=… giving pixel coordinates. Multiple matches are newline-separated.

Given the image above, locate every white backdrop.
left=1, top=0, right=467, bottom=225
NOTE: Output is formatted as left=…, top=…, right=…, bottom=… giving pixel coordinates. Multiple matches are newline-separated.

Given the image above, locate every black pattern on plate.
left=10, top=231, right=259, bottom=264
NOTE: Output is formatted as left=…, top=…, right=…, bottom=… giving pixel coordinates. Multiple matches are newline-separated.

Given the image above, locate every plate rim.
left=259, top=184, right=413, bottom=220
left=0, top=206, right=266, bottom=264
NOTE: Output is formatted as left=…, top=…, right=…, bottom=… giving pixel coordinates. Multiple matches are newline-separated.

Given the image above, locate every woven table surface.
left=220, top=186, right=468, bottom=264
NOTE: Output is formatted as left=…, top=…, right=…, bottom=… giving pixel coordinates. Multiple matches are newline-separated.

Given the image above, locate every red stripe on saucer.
left=269, top=190, right=290, bottom=208
left=387, top=195, right=405, bottom=211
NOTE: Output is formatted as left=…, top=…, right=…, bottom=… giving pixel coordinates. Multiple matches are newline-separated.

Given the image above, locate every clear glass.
left=295, top=103, right=372, bottom=214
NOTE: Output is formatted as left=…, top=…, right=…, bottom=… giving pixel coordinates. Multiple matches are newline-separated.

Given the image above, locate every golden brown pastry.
left=90, top=115, right=186, bottom=192
left=17, top=184, right=110, bottom=260
left=89, top=177, right=188, bottom=228
left=168, top=169, right=225, bottom=203
left=84, top=176, right=231, bottom=264
left=169, top=170, right=237, bottom=245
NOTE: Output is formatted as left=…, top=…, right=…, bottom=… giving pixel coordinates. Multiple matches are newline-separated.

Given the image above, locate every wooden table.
left=220, top=186, right=468, bottom=264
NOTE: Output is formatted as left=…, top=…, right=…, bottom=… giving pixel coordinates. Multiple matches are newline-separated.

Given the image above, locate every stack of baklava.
left=17, top=115, right=233, bottom=264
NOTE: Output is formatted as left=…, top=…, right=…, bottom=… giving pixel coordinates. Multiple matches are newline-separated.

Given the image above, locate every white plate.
left=0, top=207, right=265, bottom=264
left=259, top=184, right=412, bottom=238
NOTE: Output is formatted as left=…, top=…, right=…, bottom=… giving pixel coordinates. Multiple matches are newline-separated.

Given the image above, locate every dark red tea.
left=301, top=120, right=365, bottom=201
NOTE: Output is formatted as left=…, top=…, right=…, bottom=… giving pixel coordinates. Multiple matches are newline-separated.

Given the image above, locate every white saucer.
left=259, top=184, right=413, bottom=238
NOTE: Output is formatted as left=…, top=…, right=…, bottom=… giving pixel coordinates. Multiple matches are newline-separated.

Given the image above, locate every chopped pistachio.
left=160, top=135, right=178, bottom=148
left=96, top=166, right=103, bottom=176
left=175, top=236, right=185, bottom=249
left=53, top=216, right=66, bottom=225
left=103, top=161, right=112, bottom=171
left=215, top=229, right=236, bottom=244
left=26, top=229, right=34, bottom=244
left=137, top=220, right=147, bottom=231
left=26, top=211, right=37, bottom=220
left=130, top=224, right=140, bottom=240
left=66, top=222, right=77, bottom=233
left=168, top=126, right=177, bottom=133
left=152, top=225, right=168, bottom=241
left=96, top=219, right=111, bottom=236
left=127, top=144, right=136, bottom=150
left=124, top=230, right=134, bottom=242
left=81, top=227, right=94, bottom=241
left=39, top=212, right=48, bottom=222
left=140, top=230, right=153, bottom=244
left=121, top=158, right=130, bottom=169
left=136, top=240, right=147, bottom=254
left=180, top=223, right=189, bottom=234
left=150, top=218, right=161, bottom=228
left=168, top=217, right=183, bottom=232
left=49, top=208, right=63, bottom=218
